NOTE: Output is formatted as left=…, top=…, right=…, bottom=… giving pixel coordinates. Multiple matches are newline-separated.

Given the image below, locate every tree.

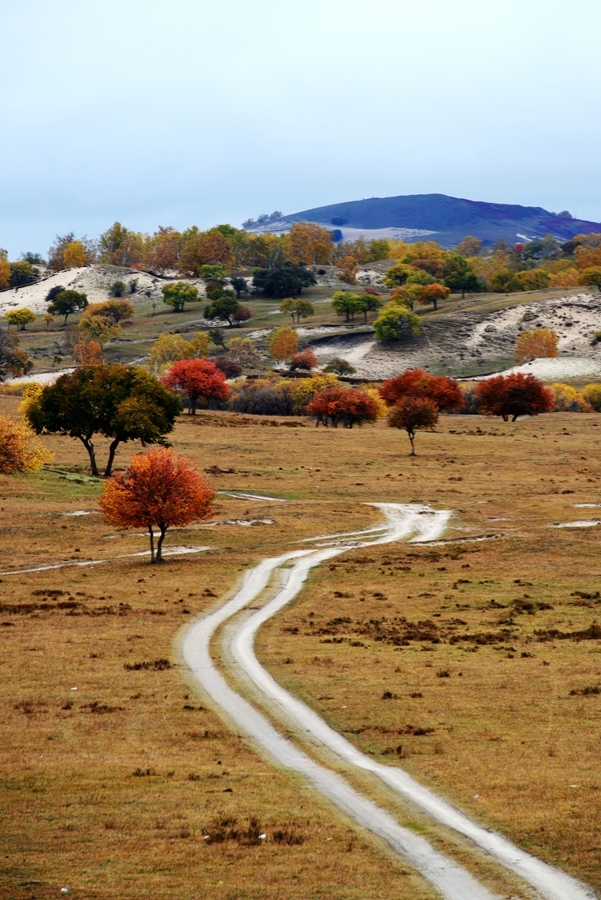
left=253, top=263, right=316, bottom=298
left=444, top=255, right=484, bottom=297
left=99, top=448, right=214, bottom=563
left=388, top=396, right=439, bottom=455
left=0, top=414, right=53, bottom=473
left=280, top=298, right=315, bottom=324
left=337, top=256, right=359, bottom=285
left=73, top=339, right=105, bottom=366
left=286, top=222, right=333, bottom=265
left=373, top=304, right=421, bottom=341
left=389, top=284, right=421, bottom=310
left=578, top=267, right=601, bottom=291
left=0, top=252, right=10, bottom=290
left=208, top=328, right=227, bottom=350
left=490, top=269, right=523, bottom=293
left=47, top=289, right=88, bottom=324
left=232, top=304, right=252, bottom=325
left=581, top=383, right=601, bottom=412
left=230, top=276, right=248, bottom=298
left=26, top=365, right=183, bottom=477
left=549, top=383, right=579, bottom=411
left=415, top=283, right=450, bottom=311
left=212, top=355, right=242, bottom=378
left=227, top=336, right=261, bottom=368
left=323, top=357, right=356, bottom=376
left=5, top=309, right=36, bottom=331
left=162, top=281, right=200, bottom=313
left=356, top=292, right=383, bottom=323
left=331, top=291, right=361, bottom=322
left=380, top=369, right=463, bottom=412
left=83, top=299, right=135, bottom=326
left=306, top=386, right=378, bottom=428
left=0, top=327, right=32, bottom=380
left=148, top=332, right=209, bottom=373
left=268, top=326, right=298, bottom=363
left=20, top=252, right=45, bottom=265
left=162, top=358, right=230, bottom=414
left=516, top=269, right=551, bottom=291
left=42, top=313, right=54, bottom=330
left=290, top=348, right=317, bottom=371
left=475, top=373, right=554, bottom=421
left=63, top=240, right=90, bottom=269
left=204, top=294, right=244, bottom=327
left=98, top=222, right=129, bottom=259
left=455, top=236, right=482, bottom=257
left=515, top=328, right=559, bottom=364
left=9, top=261, right=38, bottom=288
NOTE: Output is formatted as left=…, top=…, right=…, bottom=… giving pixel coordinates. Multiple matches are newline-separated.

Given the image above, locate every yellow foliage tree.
left=549, top=269, right=579, bottom=287
left=285, top=222, right=333, bottom=265
left=268, top=326, right=298, bottom=363
left=290, top=373, right=339, bottom=414
left=581, top=383, right=601, bottom=411
left=227, top=336, right=261, bottom=367
left=148, top=332, right=209, bottom=373
left=0, top=251, right=10, bottom=290
left=0, top=413, right=53, bottom=473
left=549, top=383, right=577, bottom=411
left=63, top=240, right=90, bottom=269
left=514, top=328, right=559, bottom=364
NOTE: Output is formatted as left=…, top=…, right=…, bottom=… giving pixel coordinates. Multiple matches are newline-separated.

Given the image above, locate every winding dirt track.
left=182, top=504, right=596, bottom=900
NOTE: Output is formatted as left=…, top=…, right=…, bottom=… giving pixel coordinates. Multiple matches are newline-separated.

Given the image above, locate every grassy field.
left=1, top=393, right=601, bottom=898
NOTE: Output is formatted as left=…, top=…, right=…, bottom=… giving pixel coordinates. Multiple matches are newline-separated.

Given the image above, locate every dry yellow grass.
left=2, top=394, right=601, bottom=896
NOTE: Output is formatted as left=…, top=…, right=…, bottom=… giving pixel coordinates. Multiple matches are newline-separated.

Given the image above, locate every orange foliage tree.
left=416, top=282, right=450, bottom=310
left=162, top=358, right=231, bottom=414
left=380, top=369, right=463, bottom=412
left=306, top=386, right=379, bottom=428
left=337, top=255, right=359, bottom=285
left=475, top=373, right=554, bottom=422
left=514, top=328, right=558, bottom=364
left=268, top=326, right=298, bottom=363
left=387, top=396, right=439, bottom=456
left=100, top=448, right=214, bottom=562
left=286, top=222, right=333, bottom=265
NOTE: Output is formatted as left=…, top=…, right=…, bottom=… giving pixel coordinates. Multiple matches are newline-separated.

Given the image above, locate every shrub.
left=0, top=414, right=53, bottom=473
left=306, top=386, right=378, bottom=428
left=581, top=383, right=601, bottom=412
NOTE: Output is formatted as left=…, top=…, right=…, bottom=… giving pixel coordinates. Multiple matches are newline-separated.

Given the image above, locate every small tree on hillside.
left=323, top=357, right=356, bottom=376
left=416, top=283, right=450, bottom=310
left=268, top=326, right=298, bottom=363
left=280, top=298, right=315, bottom=324
left=331, top=291, right=361, bottom=322
left=162, top=358, right=231, bottom=414
left=5, top=309, right=36, bottom=331
left=387, top=396, right=439, bottom=456
left=0, top=327, right=32, bottom=380
left=475, top=373, right=554, bottom=421
left=162, top=281, right=200, bottom=312
left=289, top=348, right=317, bottom=371
left=514, top=327, right=559, bottom=364
left=100, top=448, right=214, bottom=563
left=204, top=294, right=245, bottom=327
left=373, top=304, right=421, bottom=341
left=47, top=289, right=88, bottom=324
left=0, top=414, right=53, bottom=473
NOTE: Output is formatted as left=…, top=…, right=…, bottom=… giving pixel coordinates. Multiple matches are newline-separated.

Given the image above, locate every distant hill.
left=244, top=193, right=601, bottom=247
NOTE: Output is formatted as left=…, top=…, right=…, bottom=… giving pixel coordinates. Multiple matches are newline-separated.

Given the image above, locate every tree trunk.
left=155, top=524, right=167, bottom=562
left=80, top=436, right=100, bottom=477
left=104, top=439, right=121, bottom=477
left=148, top=526, right=155, bottom=563
left=408, top=430, right=416, bottom=456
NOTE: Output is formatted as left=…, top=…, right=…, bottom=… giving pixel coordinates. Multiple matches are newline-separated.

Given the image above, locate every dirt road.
left=181, top=503, right=596, bottom=900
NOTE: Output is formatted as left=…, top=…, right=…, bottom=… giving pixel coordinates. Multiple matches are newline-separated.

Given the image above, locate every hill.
left=245, top=193, right=601, bottom=247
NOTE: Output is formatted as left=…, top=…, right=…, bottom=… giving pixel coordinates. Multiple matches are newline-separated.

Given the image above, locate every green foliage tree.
left=5, top=308, right=36, bottom=331
left=253, top=263, right=316, bottom=298
left=578, top=267, right=601, bottom=291
left=47, top=289, right=88, bottom=324
left=373, top=304, right=421, bottom=341
left=443, top=255, right=484, bottom=297
left=331, top=291, right=361, bottom=322
left=490, top=269, right=523, bottom=293
left=9, top=261, right=38, bottom=288
left=280, top=298, right=315, bottom=323
left=204, top=294, right=243, bottom=327
left=161, top=281, right=200, bottom=312
left=230, top=276, right=248, bottom=298
left=26, top=365, right=183, bottom=477
left=356, top=292, right=383, bottom=323
left=323, top=357, right=356, bottom=376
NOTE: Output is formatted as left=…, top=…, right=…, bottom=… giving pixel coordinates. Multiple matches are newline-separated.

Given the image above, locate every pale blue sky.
left=1, top=0, right=600, bottom=256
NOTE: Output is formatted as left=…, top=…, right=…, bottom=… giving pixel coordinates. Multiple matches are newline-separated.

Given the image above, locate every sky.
left=1, top=0, right=601, bottom=257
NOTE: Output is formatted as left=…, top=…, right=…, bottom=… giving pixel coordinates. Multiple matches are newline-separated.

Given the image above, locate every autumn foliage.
left=379, top=369, right=463, bottom=412
left=387, top=396, right=439, bottom=455
left=0, top=414, right=53, bottom=474
left=306, top=386, right=378, bottom=428
left=100, top=448, right=214, bottom=562
left=162, top=358, right=231, bottom=414
left=475, top=373, right=554, bottom=421
left=514, top=328, right=559, bottom=364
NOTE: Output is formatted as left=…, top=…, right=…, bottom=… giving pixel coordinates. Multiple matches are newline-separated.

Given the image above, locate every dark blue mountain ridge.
left=247, top=193, right=601, bottom=247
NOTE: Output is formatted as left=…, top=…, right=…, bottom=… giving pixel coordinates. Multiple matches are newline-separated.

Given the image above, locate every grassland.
left=1, top=387, right=601, bottom=897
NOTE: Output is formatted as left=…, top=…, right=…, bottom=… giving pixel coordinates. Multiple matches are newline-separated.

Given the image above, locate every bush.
left=110, top=280, right=127, bottom=298
left=306, top=386, right=379, bottom=428
left=581, top=383, right=601, bottom=412
left=0, top=413, right=53, bottom=473
left=323, top=357, right=356, bottom=376
left=229, top=378, right=297, bottom=416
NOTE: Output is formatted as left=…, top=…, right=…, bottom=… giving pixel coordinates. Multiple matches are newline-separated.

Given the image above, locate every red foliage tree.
left=475, top=373, right=554, bottom=421
left=379, top=368, right=463, bottom=412
left=387, top=396, right=439, bottom=455
left=162, top=358, right=230, bottom=414
left=232, top=305, right=253, bottom=325
left=306, top=386, right=378, bottom=428
left=212, top=355, right=242, bottom=378
left=289, top=348, right=318, bottom=371
left=99, top=447, right=214, bottom=562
